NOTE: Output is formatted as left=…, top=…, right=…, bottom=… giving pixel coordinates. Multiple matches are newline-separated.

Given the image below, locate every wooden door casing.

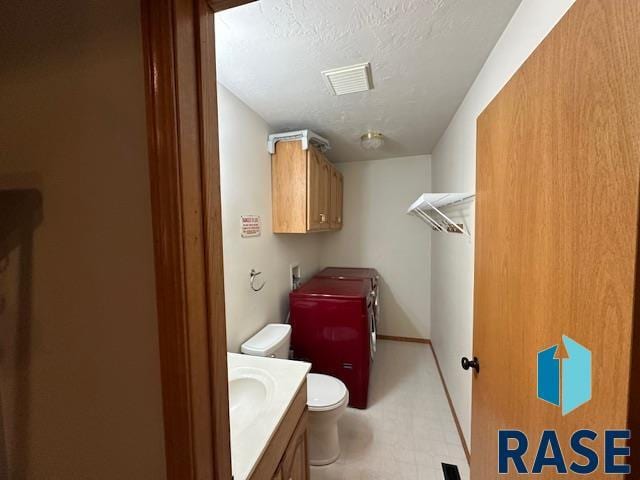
left=472, top=0, right=640, bottom=478
left=141, top=0, right=232, bottom=478
left=141, top=0, right=256, bottom=478
left=271, top=465, right=284, bottom=480
left=207, top=0, right=256, bottom=11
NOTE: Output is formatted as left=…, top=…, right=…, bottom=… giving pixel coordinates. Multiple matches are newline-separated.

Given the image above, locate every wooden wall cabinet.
left=272, top=141, right=343, bottom=233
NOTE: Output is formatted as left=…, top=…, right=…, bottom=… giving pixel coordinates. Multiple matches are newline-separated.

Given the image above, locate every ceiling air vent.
left=321, top=62, right=373, bottom=96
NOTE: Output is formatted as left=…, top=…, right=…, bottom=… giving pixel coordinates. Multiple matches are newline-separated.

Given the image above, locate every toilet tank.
left=240, top=323, right=291, bottom=359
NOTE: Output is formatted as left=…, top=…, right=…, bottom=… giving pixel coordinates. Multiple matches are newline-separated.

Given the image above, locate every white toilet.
left=241, top=323, right=349, bottom=466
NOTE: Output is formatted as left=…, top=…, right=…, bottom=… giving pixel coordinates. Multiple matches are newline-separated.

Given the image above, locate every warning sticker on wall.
left=241, top=215, right=261, bottom=238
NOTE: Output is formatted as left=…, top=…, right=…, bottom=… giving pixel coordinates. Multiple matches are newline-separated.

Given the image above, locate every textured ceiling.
left=214, top=0, right=522, bottom=162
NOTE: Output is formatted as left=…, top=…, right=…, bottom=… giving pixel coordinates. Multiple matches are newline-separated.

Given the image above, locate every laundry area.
left=214, top=2, right=523, bottom=479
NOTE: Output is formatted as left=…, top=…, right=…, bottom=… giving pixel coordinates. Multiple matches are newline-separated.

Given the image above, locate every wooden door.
left=471, top=0, right=640, bottom=478
left=307, top=148, right=325, bottom=231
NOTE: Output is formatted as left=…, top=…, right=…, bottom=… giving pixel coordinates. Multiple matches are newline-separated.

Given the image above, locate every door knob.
left=461, top=356, right=480, bottom=373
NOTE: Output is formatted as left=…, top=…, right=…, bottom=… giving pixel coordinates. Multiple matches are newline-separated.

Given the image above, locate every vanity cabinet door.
left=281, top=410, right=310, bottom=480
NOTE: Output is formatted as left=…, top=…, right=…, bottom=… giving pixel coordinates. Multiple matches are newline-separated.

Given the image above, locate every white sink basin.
left=227, top=354, right=310, bottom=480
left=228, top=366, right=275, bottom=435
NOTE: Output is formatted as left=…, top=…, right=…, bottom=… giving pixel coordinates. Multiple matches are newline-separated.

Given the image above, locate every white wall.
left=0, top=1, right=166, bottom=477
left=218, top=85, right=324, bottom=352
left=321, top=156, right=431, bottom=339
left=430, top=0, right=577, bottom=447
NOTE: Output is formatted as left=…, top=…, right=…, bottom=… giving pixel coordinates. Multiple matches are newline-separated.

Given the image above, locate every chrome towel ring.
left=250, top=269, right=266, bottom=292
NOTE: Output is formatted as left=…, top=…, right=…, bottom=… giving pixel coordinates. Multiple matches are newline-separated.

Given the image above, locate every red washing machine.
left=315, top=267, right=381, bottom=329
left=289, top=277, right=375, bottom=409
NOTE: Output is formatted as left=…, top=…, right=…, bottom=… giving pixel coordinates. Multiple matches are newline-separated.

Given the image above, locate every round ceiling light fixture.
left=360, top=131, right=385, bottom=150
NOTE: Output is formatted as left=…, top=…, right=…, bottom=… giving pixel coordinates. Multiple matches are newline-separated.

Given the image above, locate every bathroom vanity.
left=227, top=353, right=311, bottom=480
left=262, top=399, right=309, bottom=480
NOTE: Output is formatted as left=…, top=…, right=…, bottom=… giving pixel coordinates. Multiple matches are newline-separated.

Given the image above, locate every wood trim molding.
left=629, top=185, right=640, bottom=475
left=430, top=344, right=471, bottom=464
left=378, top=335, right=431, bottom=344
left=207, top=0, right=257, bottom=13
left=141, top=0, right=231, bottom=478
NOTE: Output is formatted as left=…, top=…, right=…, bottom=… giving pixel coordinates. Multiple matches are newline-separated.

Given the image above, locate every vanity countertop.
left=227, top=353, right=310, bottom=480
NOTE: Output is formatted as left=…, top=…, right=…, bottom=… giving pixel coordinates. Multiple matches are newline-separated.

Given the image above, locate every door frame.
left=140, top=0, right=256, bottom=478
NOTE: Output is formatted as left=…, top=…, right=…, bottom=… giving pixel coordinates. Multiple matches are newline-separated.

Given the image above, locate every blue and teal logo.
left=537, top=335, right=591, bottom=415
left=498, top=336, right=631, bottom=475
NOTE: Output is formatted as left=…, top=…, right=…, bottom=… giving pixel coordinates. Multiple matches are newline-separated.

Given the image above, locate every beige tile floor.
left=310, top=340, right=470, bottom=480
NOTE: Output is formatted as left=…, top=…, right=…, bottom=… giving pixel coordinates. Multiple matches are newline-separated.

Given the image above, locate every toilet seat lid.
left=307, top=373, right=348, bottom=411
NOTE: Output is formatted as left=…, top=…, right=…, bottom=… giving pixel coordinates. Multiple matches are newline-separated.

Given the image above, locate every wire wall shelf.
left=407, top=193, right=475, bottom=237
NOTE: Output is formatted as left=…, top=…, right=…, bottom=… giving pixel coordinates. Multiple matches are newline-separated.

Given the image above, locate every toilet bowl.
left=306, top=373, right=349, bottom=465
left=241, top=323, right=348, bottom=466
